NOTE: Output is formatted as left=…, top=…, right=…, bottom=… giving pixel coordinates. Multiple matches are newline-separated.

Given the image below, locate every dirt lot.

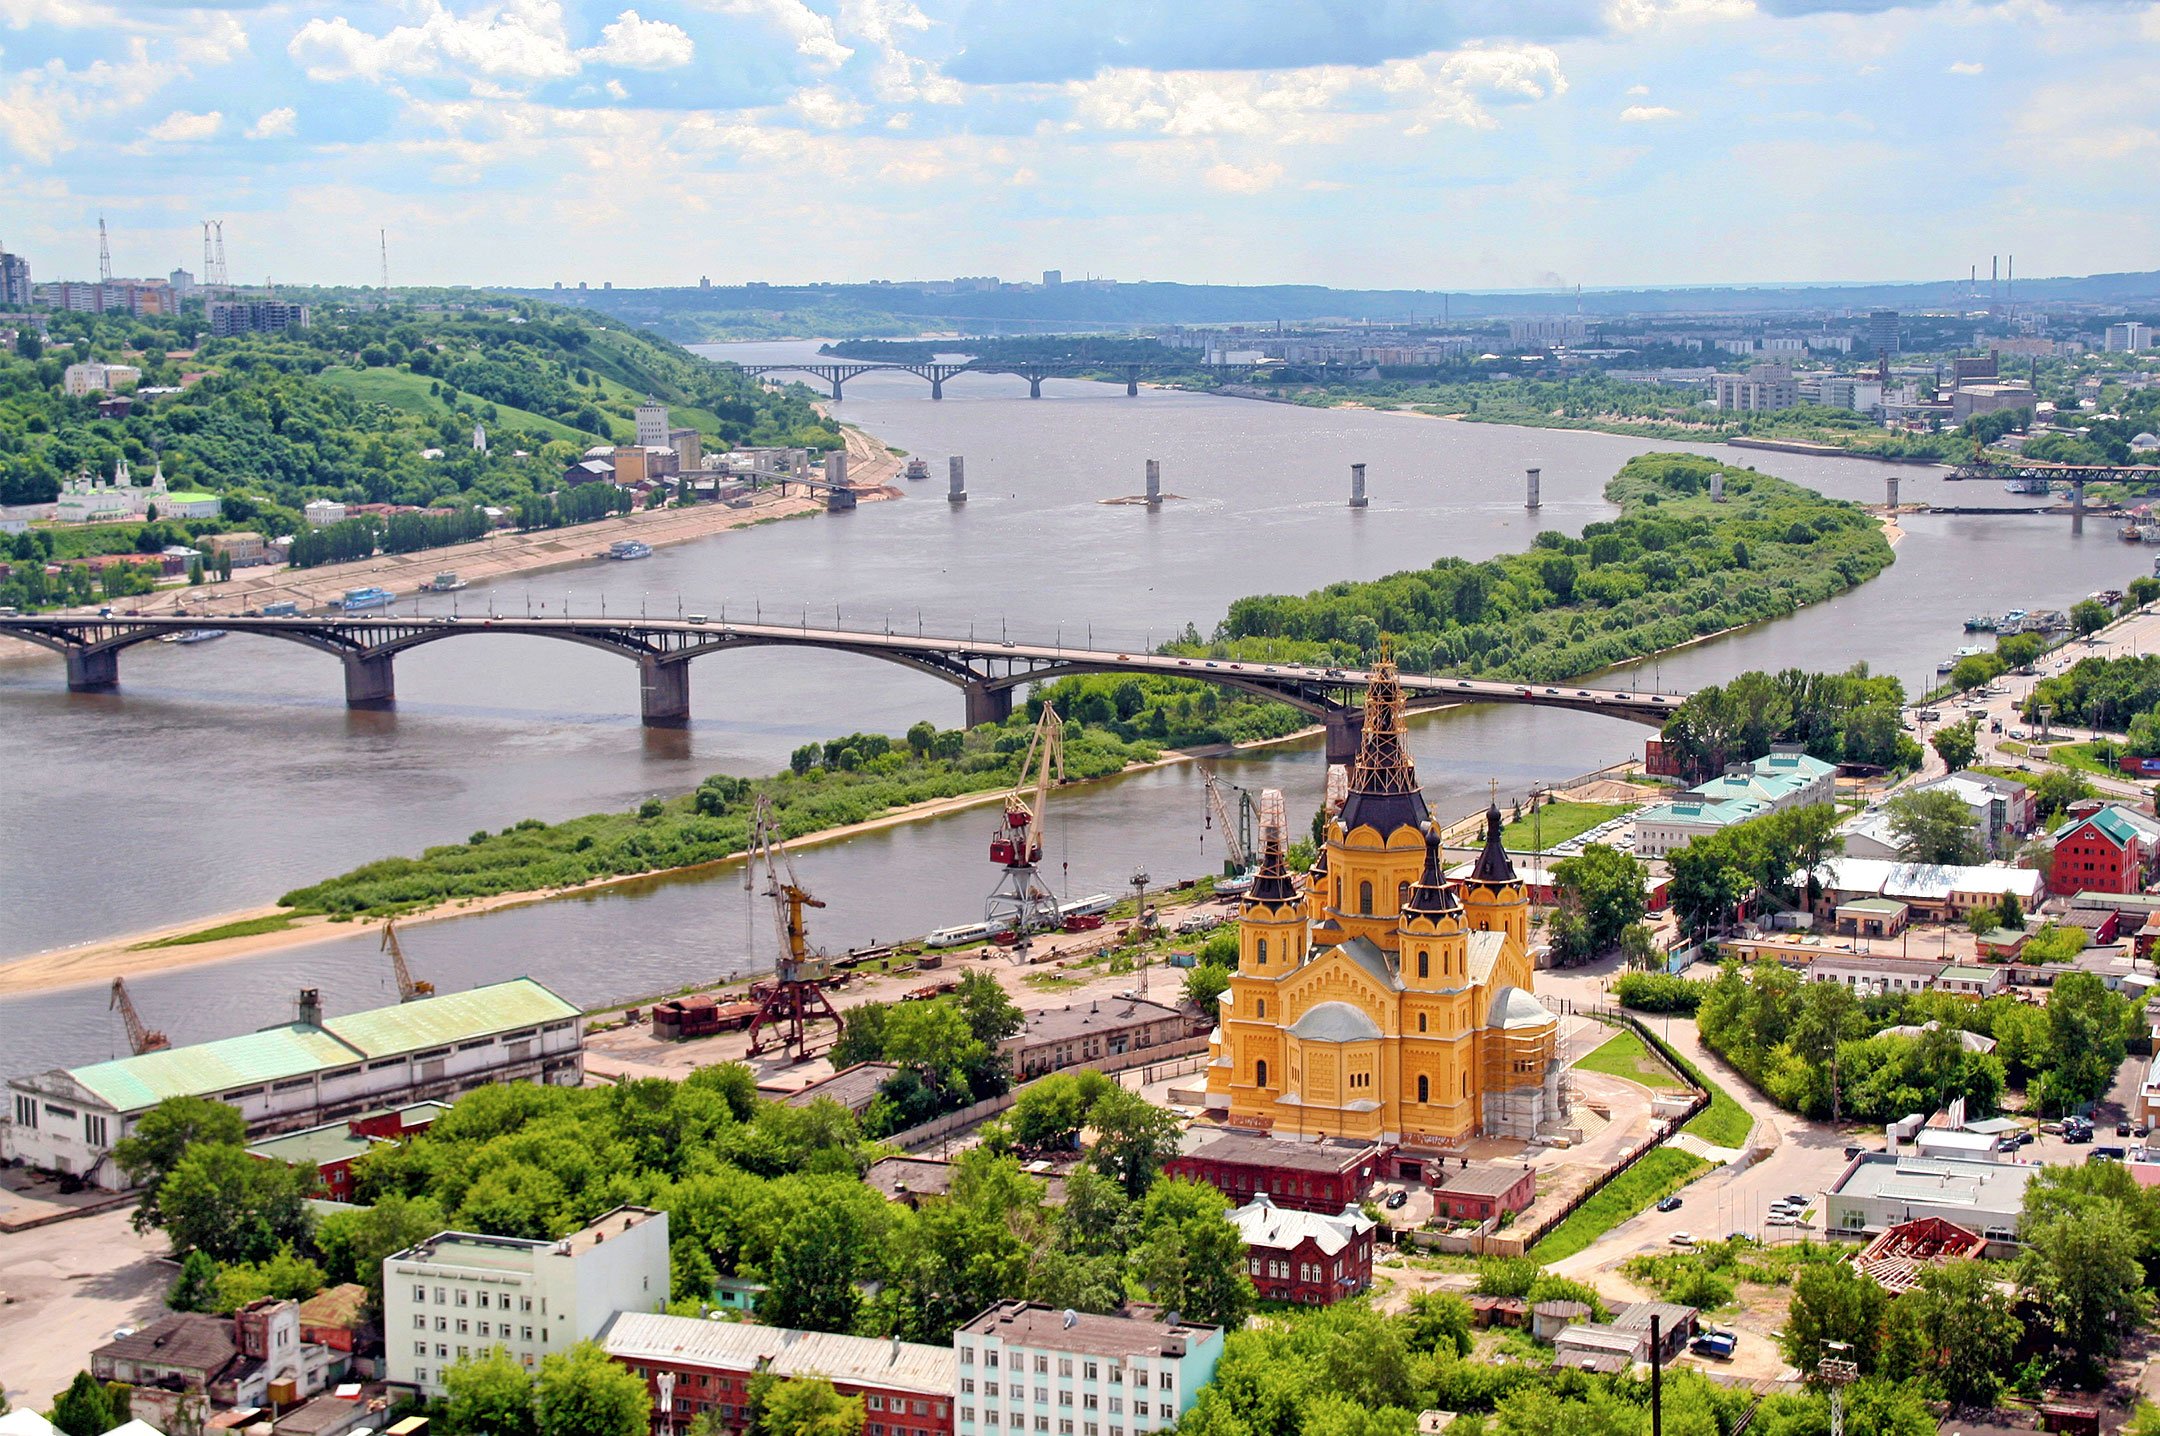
left=0, top=1206, right=170, bottom=1411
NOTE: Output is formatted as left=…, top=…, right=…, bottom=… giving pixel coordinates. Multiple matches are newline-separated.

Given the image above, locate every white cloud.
left=1204, top=159, right=1283, bottom=193
left=144, top=107, right=222, bottom=141
left=1947, top=59, right=1984, bottom=75
left=245, top=105, right=296, bottom=139
left=290, top=0, right=583, bottom=85
left=1626, top=83, right=1650, bottom=95
left=589, top=9, right=693, bottom=69
left=694, top=0, right=851, bottom=69
left=1619, top=103, right=1682, bottom=122
left=1608, top=0, right=1753, bottom=31
left=0, top=22, right=243, bottom=161
left=605, top=76, right=627, bottom=98
left=788, top=86, right=865, bottom=128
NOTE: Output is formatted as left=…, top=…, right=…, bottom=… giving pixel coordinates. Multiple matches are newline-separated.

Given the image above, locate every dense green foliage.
left=275, top=714, right=1159, bottom=918
left=821, top=971, right=1024, bottom=1136
left=2027, top=653, right=2160, bottom=734
left=1697, top=959, right=2137, bottom=1120
left=436, top=1341, right=649, bottom=1436
left=1664, top=803, right=1843, bottom=936
left=1031, top=672, right=1313, bottom=748
left=1611, top=972, right=1709, bottom=1014
left=1196, top=454, right=1895, bottom=683
left=1658, top=666, right=1918, bottom=778
left=1548, top=843, right=1649, bottom=961
left=0, top=300, right=838, bottom=607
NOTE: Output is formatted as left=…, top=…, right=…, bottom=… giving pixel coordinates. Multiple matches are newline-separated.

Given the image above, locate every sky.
left=2, top=0, right=2156, bottom=291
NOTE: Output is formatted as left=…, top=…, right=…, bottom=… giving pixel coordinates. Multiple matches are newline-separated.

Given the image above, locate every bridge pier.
left=931, top=377, right=944, bottom=400
left=829, top=378, right=846, bottom=402
left=2072, top=479, right=2086, bottom=535
left=66, top=647, right=119, bottom=691
left=1125, top=367, right=1140, bottom=397
left=1028, top=377, right=1043, bottom=399
left=1324, top=709, right=1364, bottom=766
left=342, top=652, right=396, bottom=708
left=965, top=682, right=1013, bottom=728
left=640, top=656, right=692, bottom=728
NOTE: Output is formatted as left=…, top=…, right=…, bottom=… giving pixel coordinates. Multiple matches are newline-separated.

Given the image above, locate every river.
left=0, top=341, right=2136, bottom=1073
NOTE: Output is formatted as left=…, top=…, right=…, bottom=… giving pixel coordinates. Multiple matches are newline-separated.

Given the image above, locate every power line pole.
left=97, top=215, right=111, bottom=284
left=1819, top=1345, right=1858, bottom=1436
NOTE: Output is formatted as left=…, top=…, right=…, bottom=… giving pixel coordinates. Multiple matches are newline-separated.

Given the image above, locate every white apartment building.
left=2105, top=322, right=2152, bottom=353
left=304, top=499, right=348, bottom=526
left=1712, top=364, right=1799, bottom=412
left=635, top=403, right=671, bottom=449
left=63, top=362, right=142, bottom=396
left=386, top=1206, right=669, bottom=1396
left=954, top=1302, right=1223, bottom=1436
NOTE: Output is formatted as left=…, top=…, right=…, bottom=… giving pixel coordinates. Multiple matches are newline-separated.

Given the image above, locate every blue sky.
left=2, top=0, right=2154, bottom=289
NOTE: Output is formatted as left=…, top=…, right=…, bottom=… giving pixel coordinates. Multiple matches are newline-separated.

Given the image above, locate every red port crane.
left=743, top=795, right=842, bottom=1061
left=986, top=703, right=1065, bottom=935
left=109, top=977, right=170, bottom=1054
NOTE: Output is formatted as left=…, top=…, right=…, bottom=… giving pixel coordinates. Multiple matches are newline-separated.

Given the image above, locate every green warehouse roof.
left=324, top=978, right=578, bottom=1057
left=69, top=1023, right=362, bottom=1112
left=57, top=978, right=576, bottom=1113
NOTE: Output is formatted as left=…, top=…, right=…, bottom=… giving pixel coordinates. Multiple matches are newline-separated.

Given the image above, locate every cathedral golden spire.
left=1337, top=645, right=1429, bottom=834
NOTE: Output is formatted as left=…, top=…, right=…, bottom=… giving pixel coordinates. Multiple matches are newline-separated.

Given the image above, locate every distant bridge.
left=739, top=358, right=1362, bottom=401
left=1948, top=459, right=2160, bottom=484
left=0, top=613, right=1684, bottom=750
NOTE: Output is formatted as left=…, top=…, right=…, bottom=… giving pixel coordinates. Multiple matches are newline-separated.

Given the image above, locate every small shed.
left=1552, top=1323, right=1645, bottom=1370
left=1613, top=1301, right=1699, bottom=1360
left=1468, top=1294, right=1529, bottom=1329
left=1975, top=927, right=2030, bottom=960
left=1530, top=1300, right=1593, bottom=1341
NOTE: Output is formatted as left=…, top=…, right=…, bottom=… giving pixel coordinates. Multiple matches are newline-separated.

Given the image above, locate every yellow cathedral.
left=1204, top=657, right=1563, bottom=1150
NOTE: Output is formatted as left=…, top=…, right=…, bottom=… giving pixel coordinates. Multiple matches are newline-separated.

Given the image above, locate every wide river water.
left=0, top=341, right=2135, bottom=1072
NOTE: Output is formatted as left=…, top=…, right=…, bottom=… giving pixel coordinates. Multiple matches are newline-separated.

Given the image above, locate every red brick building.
left=1164, top=1131, right=1380, bottom=1213
left=1227, top=1193, right=1376, bottom=1305
left=1429, top=1162, right=1537, bottom=1223
left=2049, top=805, right=2157, bottom=896
left=243, top=1102, right=449, bottom=1201
left=601, top=1312, right=954, bottom=1436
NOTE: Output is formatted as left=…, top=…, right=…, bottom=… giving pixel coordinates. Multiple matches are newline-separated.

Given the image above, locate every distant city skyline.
left=3, top=0, right=2155, bottom=290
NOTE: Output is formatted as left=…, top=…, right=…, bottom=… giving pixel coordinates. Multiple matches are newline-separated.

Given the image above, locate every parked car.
left=1385, top=1190, right=1409, bottom=1210
left=1667, top=1231, right=1695, bottom=1247
left=1656, top=1195, right=1683, bottom=1212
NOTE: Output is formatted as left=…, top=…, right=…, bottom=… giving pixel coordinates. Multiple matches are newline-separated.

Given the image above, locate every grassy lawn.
left=1573, top=1029, right=1672, bottom=1084
left=2041, top=740, right=2128, bottom=778
left=1529, top=1147, right=1710, bottom=1264
left=1498, top=800, right=1632, bottom=852
left=1575, top=1027, right=1754, bottom=1149
left=319, top=366, right=601, bottom=445
left=132, top=914, right=297, bottom=949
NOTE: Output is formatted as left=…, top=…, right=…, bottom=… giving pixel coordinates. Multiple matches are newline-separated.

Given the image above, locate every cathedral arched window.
left=1417, top=951, right=1429, bottom=980
left=1417, top=1075, right=1429, bottom=1104
left=1256, top=937, right=1268, bottom=965
left=1358, top=881, right=1373, bottom=915
left=1255, top=1059, right=1268, bottom=1088
left=1256, top=999, right=1266, bottom=1019
left=1398, top=881, right=1410, bottom=910
left=1418, top=1012, right=1428, bottom=1033
left=1462, top=1072, right=1470, bottom=1097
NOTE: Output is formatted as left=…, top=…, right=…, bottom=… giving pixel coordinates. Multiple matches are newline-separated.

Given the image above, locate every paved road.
left=0, top=1206, right=169, bottom=1411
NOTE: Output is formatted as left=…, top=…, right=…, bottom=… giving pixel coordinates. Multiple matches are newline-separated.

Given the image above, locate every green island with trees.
left=0, top=298, right=837, bottom=612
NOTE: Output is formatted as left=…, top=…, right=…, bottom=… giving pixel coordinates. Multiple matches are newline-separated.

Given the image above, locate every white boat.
left=904, top=457, right=931, bottom=481
left=925, top=918, right=1008, bottom=949
left=606, top=540, right=652, bottom=560
left=1058, top=893, right=1115, bottom=920
left=423, top=572, right=468, bottom=592
left=160, top=628, right=227, bottom=644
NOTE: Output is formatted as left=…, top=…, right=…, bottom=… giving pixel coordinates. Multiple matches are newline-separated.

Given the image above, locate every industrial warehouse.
left=3, top=978, right=584, bottom=1188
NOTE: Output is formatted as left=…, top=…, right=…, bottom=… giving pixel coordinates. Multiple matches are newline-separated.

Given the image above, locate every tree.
left=1550, top=843, right=1649, bottom=953
left=1402, top=1291, right=1473, bottom=1357
left=1884, top=789, right=1982, bottom=865
left=2038, top=971, right=2130, bottom=1113
left=211, top=1245, right=327, bottom=1314
left=535, top=1341, right=651, bottom=1436
left=443, top=1346, right=538, bottom=1436
left=748, top=1375, right=863, bottom=1436
left=1902, top=1260, right=2020, bottom=1407
left=1931, top=718, right=1980, bottom=774
left=1619, top=923, right=1662, bottom=971
left=1780, top=1263, right=1888, bottom=1376
left=2030, top=769, right=2095, bottom=823
left=2072, top=599, right=2112, bottom=637
left=314, top=1193, right=448, bottom=1313
left=168, top=1249, right=220, bottom=1313
left=155, top=1143, right=317, bottom=1262
left=2020, top=1202, right=2145, bottom=1359
left=953, top=970, right=1025, bottom=1048
left=1183, top=961, right=1232, bottom=1013
left=761, top=1199, right=866, bottom=1333
left=1996, top=891, right=2024, bottom=930
left=48, top=1373, right=116, bottom=1436
left=1132, top=1179, right=1256, bottom=1330
left=113, top=1096, right=247, bottom=1234
left=1085, top=1086, right=1184, bottom=1197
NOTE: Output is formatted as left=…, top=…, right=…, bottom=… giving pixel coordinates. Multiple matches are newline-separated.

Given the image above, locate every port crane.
left=743, top=794, right=842, bottom=1061
left=109, top=977, right=170, bottom=1054
left=986, top=703, right=1066, bottom=935
left=381, top=919, right=435, bottom=1002
left=1200, top=766, right=1259, bottom=883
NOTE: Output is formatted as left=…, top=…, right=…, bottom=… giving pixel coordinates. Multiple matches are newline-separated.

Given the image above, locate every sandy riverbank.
left=0, top=427, right=901, bottom=664
left=0, top=739, right=1215, bottom=998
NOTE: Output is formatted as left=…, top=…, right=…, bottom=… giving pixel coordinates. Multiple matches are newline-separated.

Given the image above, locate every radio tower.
left=213, top=221, right=229, bottom=289
left=98, top=216, right=112, bottom=283
left=202, top=222, right=216, bottom=288
left=379, top=229, right=391, bottom=298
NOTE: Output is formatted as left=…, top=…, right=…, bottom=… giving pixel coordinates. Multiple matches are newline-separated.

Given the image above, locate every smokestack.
left=1145, top=458, right=1161, bottom=507
left=1526, top=467, right=1542, bottom=510
left=297, top=988, right=322, bottom=1027
left=947, top=455, right=967, bottom=504
left=1349, top=462, right=1368, bottom=509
